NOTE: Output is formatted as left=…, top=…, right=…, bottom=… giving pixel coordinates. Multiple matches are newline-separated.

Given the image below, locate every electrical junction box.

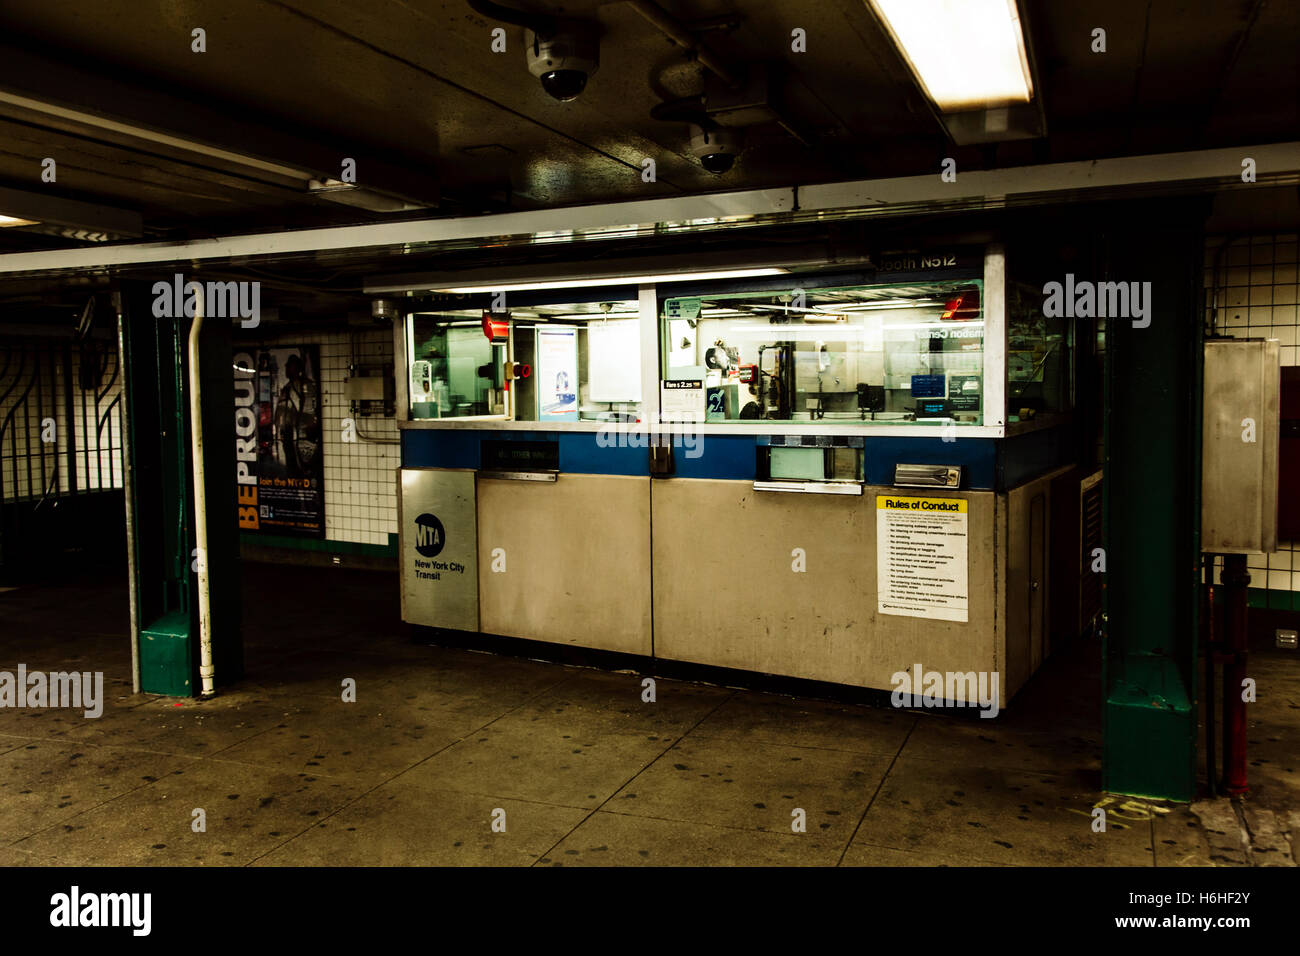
left=1201, top=339, right=1280, bottom=554
left=346, top=373, right=386, bottom=401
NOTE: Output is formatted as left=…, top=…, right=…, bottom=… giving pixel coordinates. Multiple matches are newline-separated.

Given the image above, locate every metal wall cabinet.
left=1201, top=338, right=1281, bottom=554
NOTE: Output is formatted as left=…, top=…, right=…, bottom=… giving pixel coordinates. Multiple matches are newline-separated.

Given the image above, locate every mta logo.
left=414, top=513, right=446, bottom=558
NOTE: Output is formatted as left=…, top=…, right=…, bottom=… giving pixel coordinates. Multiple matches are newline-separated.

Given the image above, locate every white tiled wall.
left=256, top=327, right=399, bottom=548
left=1205, top=232, right=1299, bottom=594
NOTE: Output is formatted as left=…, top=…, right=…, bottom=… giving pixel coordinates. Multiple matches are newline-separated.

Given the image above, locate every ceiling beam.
left=0, top=141, right=1294, bottom=278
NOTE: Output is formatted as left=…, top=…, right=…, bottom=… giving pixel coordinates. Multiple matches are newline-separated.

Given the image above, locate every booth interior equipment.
left=394, top=242, right=1098, bottom=705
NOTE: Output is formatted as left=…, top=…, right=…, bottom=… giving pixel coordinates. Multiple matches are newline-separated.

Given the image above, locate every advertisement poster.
left=876, top=495, right=969, bottom=622
left=535, top=327, right=578, bottom=420
left=233, top=345, right=325, bottom=537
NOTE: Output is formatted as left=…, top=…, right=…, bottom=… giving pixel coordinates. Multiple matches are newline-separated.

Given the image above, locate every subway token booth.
left=395, top=244, right=1092, bottom=706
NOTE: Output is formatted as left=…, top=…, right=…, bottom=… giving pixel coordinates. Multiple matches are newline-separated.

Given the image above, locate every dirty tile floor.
left=0, top=564, right=1295, bottom=867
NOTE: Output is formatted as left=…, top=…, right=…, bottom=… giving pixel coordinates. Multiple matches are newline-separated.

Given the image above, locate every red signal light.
left=482, top=313, right=510, bottom=342
left=941, top=288, right=981, bottom=320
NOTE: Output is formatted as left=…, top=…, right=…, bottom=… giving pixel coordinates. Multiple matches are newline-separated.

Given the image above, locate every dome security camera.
left=526, top=20, right=600, bottom=102
left=689, top=124, right=745, bottom=174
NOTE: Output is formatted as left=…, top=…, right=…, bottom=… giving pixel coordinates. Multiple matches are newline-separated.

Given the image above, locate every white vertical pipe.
left=114, top=296, right=142, bottom=694
left=187, top=288, right=215, bottom=697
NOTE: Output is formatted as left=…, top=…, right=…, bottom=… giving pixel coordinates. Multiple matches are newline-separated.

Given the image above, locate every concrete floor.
left=0, top=563, right=1295, bottom=867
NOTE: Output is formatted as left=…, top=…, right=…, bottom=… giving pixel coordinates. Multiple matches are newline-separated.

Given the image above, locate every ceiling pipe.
left=629, top=0, right=745, bottom=90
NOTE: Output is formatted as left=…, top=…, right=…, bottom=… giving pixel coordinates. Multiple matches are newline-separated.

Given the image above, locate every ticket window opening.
left=759, top=446, right=863, bottom=483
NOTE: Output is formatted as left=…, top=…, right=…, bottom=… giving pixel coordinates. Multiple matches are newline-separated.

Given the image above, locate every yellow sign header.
left=876, top=495, right=967, bottom=514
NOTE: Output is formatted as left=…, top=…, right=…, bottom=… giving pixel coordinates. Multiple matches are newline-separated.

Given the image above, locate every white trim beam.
left=0, top=142, right=1295, bottom=277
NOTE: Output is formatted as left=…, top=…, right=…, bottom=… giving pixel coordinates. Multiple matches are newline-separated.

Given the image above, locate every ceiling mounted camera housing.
left=526, top=20, right=600, bottom=102
left=689, top=124, right=745, bottom=174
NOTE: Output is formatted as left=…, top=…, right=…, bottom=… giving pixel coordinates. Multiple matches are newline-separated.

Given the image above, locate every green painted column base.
left=1104, top=656, right=1195, bottom=802
left=139, top=611, right=194, bottom=697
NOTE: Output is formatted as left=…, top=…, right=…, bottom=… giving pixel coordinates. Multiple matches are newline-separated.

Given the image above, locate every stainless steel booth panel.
left=650, top=479, right=1003, bottom=694
left=398, top=468, right=480, bottom=632
left=1002, top=465, right=1073, bottom=699
left=477, top=474, right=652, bottom=655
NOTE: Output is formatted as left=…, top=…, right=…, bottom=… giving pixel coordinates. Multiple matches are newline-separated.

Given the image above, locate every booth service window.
left=406, top=299, right=643, bottom=422
left=660, top=282, right=986, bottom=426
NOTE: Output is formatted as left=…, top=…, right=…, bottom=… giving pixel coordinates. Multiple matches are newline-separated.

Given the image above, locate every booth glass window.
left=660, top=281, right=985, bottom=425
left=406, top=298, right=643, bottom=421
left=1007, top=280, right=1071, bottom=422
left=407, top=317, right=497, bottom=418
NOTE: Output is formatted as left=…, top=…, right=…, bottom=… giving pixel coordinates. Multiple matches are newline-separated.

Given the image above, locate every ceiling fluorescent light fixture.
left=867, top=0, right=1033, bottom=111
left=308, top=179, right=425, bottom=213
left=0, top=185, right=140, bottom=239
left=308, top=178, right=355, bottom=194
left=0, top=91, right=315, bottom=184
left=433, top=267, right=788, bottom=294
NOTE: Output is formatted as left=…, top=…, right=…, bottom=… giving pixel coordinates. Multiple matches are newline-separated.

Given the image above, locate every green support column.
left=1102, top=200, right=1207, bottom=801
left=119, top=280, right=240, bottom=696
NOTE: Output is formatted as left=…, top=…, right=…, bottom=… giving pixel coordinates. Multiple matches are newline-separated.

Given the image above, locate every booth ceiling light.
left=867, top=0, right=1033, bottom=111
left=891, top=320, right=986, bottom=331
left=0, top=215, right=39, bottom=227
left=727, top=326, right=877, bottom=340
left=826, top=300, right=942, bottom=312
left=433, top=267, right=788, bottom=293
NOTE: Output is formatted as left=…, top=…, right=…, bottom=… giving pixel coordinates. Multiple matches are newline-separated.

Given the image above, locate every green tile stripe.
left=1201, top=584, right=1297, bottom=610
left=1246, top=587, right=1300, bottom=611
left=240, top=532, right=397, bottom=558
